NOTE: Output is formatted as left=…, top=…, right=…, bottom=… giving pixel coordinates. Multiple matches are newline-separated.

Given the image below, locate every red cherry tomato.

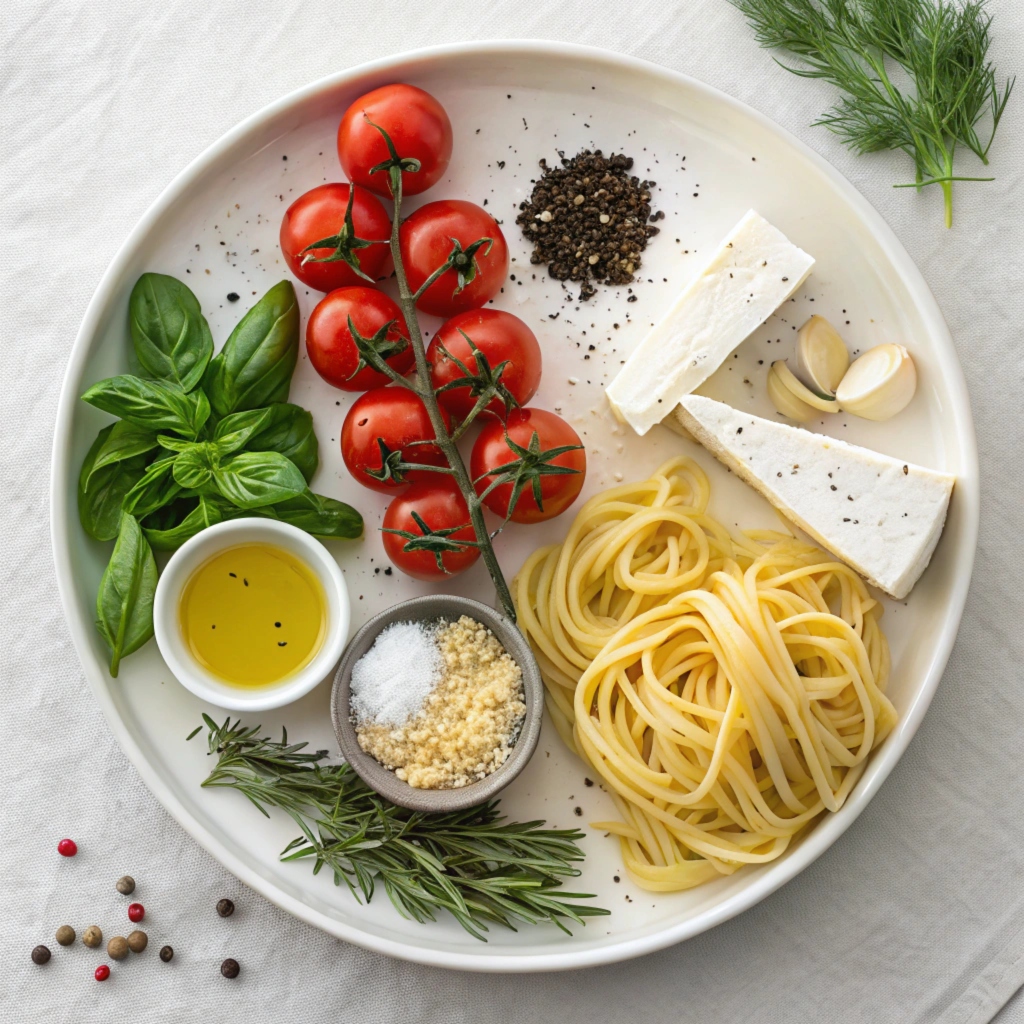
left=399, top=200, right=509, bottom=318
left=337, top=84, right=453, bottom=197
left=382, top=479, right=480, bottom=581
left=279, top=183, right=390, bottom=293
left=427, top=310, right=542, bottom=421
left=341, top=387, right=449, bottom=494
left=306, top=287, right=413, bottom=392
left=470, top=408, right=586, bottom=524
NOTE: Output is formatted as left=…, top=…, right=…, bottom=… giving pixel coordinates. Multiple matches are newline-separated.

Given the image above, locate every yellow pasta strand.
left=514, top=457, right=898, bottom=892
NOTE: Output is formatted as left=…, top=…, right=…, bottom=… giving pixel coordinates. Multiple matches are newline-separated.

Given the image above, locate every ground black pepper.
left=515, top=149, right=659, bottom=300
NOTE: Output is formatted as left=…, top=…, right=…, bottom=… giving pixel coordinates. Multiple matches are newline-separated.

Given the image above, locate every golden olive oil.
left=180, top=543, right=326, bottom=687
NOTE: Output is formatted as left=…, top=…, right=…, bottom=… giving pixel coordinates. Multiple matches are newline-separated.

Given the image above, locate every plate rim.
left=49, top=38, right=980, bottom=972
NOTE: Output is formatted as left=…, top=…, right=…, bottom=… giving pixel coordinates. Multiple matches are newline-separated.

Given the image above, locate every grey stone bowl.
left=330, top=594, right=544, bottom=813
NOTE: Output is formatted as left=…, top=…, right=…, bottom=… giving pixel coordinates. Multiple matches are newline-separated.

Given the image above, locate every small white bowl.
left=153, top=518, right=349, bottom=711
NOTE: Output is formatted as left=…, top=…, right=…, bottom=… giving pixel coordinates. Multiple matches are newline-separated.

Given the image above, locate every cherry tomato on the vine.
left=307, top=287, right=413, bottom=392
left=399, top=200, right=509, bottom=318
left=426, top=309, right=542, bottom=422
left=470, top=408, right=586, bottom=524
left=337, top=84, right=453, bottom=198
left=382, top=479, right=479, bottom=581
left=280, top=183, right=390, bottom=292
left=341, top=387, right=449, bottom=494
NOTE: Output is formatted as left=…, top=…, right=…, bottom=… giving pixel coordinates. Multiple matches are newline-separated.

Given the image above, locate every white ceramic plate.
left=51, top=41, right=978, bottom=971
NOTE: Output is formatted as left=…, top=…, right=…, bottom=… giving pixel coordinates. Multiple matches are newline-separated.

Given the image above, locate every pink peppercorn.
left=94, top=965, right=110, bottom=981
left=57, top=838, right=78, bottom=857
left=127, top=903, right=144, bottom=923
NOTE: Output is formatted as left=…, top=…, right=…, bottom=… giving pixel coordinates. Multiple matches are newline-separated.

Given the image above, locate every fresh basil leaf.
left=213, top=451, right=305, bottom=509
left=201, top=281, right=299, bottom=416
left=95, top=512, right=158, bottom=677
left=78, top=425, right=149, bottom=541
left=172, top=443, right=219, bottom=490
left=156, top=434, right=199, bottom=453
left=122, top=454, right=181, bottom=519
left=129, top=273, right=214, bottom=392
left=244, top=403, right=318, bottom=482
left=143, top=495, right=239, bottom=551
left=211, top=406, right=274, bottom=454
left=260, top=489, right=363, bottom=539
left=83, top=375, right=210, bottom=438
left=86, top=420, right=159, bottom=486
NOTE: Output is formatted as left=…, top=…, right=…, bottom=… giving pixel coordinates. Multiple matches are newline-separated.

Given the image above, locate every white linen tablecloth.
left=3, top=1, right=1023, bottom=1021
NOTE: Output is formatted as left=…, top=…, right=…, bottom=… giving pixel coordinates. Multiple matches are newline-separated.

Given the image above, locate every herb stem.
left=385, top=166, right=516, bottom=621
left=194, top=717, right=608, bottom=939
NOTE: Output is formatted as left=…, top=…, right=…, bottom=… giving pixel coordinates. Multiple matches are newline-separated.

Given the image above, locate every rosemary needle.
left=191, top=716, right=609, bottom=940
left=731, top=0, right=1014, bottom=226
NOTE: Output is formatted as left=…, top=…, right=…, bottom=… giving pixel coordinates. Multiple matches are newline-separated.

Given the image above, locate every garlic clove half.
left=794, top=316, right=850, bottom=398
left=836, top=343, right=917, bottom=421
left=768, top=360, right=838, bottom=422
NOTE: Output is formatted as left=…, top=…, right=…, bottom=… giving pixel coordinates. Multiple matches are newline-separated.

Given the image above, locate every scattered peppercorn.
left=115, top=875, right=136, bottom=895
left=127, top=930, right=148, bottom=953
left=82, top=925, right=102, bottom=949
left=220, top=957, right=240, bottom=979
left=94, top=964, right=110, bottom=982
left=107, top=936, right=129, bottom=960
left=216, top=898, right=235, bottom=918
left=55, top=925, right=75, bottom=946
left=516, top=149, right=658, bottom=300
left=226, top=292, right=240, bottom=302
left=127, top=902, right=145, bottom=923
left=31, top=945, right=51, bottom=965
left=159, top=945, right=174, bottom=963
left=57, top=838, right=77, bottom=857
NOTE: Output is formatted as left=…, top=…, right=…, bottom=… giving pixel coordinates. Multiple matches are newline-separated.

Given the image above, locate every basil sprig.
left=78, top=276, right=363, bottom=676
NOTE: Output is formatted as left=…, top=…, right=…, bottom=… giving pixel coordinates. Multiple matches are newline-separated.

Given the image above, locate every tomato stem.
left=381, top=148, right=517, bottom=623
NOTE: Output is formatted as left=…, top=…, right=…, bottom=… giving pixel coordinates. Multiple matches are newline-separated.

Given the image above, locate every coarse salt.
left=350, top=621, right=442, bottom=727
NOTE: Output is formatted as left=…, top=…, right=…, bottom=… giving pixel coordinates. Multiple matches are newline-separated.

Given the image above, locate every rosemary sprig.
left=190, top=715, right=608, bottom=940
left=731, top=0, right=1014, bottom=226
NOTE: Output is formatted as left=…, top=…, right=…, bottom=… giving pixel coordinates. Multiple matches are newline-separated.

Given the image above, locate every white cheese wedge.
left=606, top=210, right=815, bottom=435
left=675, top=395, right=955, bottom=599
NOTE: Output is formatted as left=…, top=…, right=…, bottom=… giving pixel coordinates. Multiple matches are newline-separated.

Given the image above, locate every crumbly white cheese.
left=606, top=210, right=815, bottom=435
left=675, top=395, right=955, bottom=599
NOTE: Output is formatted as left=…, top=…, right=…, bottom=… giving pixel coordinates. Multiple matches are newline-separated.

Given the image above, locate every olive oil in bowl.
left=180, top=543, right=326, bottom=688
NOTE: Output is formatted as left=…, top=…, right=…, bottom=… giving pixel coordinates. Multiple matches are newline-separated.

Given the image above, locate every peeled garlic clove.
left=794, top=316, right=850, bottom=398
left=768, top=360, right=838, bottom=422
left=836, top=344, right=917, bottom=421
left=768, top=364, right=817, bottom=421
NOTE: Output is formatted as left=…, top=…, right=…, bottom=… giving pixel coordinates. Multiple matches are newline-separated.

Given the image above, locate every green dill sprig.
left=731, top=0, right=1014, bottom=226
left=190, top=715, right=609, bottom=941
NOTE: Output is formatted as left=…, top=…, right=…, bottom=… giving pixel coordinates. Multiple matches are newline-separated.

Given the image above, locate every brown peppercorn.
left=107, top=936, right=129, bottom=960
left=127, top=930, right=148, bottom=953
left=55, top=925, right=75, bottom=946
left=220, top=957, right=240, bottom=978
left=115, top=875, right=136, bottom=895
left=216, top=898, right=235, bottom=918
left=31, top=945, right=51, bottom=965
left=82, top=925, right=102, bottom=948
left=159, top=945, right=174, bottom=963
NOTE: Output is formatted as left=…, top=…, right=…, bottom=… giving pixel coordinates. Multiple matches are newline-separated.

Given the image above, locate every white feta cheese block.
left=675, top=395, right=955, bottom=599
left=606, top=210, right=815, bottom=435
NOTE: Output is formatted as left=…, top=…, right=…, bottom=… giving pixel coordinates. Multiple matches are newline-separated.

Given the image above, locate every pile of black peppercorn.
left=516, top=149, right=659, bottom=300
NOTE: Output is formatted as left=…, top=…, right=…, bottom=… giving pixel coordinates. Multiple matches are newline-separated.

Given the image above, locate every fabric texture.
left=2, top=1, right=1023, bottom=1021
